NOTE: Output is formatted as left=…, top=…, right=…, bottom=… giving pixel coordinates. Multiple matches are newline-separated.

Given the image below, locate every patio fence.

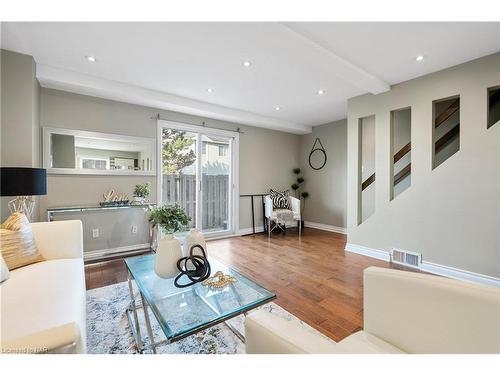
left=162, top=174, right=229, bottom=230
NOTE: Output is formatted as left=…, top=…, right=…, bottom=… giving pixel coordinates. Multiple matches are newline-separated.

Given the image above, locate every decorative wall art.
left=308, top=138, right=327, bottom=170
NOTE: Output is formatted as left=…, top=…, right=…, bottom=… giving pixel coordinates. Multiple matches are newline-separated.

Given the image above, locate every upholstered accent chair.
left=264, top=195, right=301, bottom=238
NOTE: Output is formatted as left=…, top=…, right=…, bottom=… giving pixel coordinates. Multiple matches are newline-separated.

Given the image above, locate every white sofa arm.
left=245, top=310, right=336, bottom=354
left=264, top=195, right=273, bottom=219
left=363, top=267, right=500, bottom=354
left=31, top=220, right=83, bottom=260
left=1, top=322, right=80, bottom=354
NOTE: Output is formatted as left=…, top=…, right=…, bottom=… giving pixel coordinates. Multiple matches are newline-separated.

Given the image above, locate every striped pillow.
left=0, top=212, right=44, bottom=271
left=270, top=189, right=291, bottom=209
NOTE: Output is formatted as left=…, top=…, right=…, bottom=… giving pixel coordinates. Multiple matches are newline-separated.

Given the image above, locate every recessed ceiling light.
left=275, top=106, right=281, bottom=111
left=243, top=60, right=252, bottom=68
left=415, top=55, right=424, bottom=62
left=317, top=89, right=325, bottom=95
left=85, top=56, right=96, bottom=62
left=207, top=88, right=213, bottom=93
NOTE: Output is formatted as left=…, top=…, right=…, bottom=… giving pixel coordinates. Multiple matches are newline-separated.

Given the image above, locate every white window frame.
left=157, top=120, right=239, bottom=238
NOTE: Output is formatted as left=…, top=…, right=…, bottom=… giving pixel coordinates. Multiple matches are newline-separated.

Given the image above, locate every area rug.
left=86, top=281, right=331, bottom=354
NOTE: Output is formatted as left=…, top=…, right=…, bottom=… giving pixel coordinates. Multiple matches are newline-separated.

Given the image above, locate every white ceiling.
left=2, top=22, right=499, bottom=134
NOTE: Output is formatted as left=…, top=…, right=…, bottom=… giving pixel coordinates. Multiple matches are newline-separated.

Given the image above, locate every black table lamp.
left=0, top=167, right=47, bottom=221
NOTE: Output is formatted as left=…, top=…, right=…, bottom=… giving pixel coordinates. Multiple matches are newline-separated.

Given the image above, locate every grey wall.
left=238, top=124, right=301, bottom=229
left=39, top=88, right=301, bottom=232
left=347, top=52, right=500, bottom=278
left=0, top=49, right=41, bottom=221
left=299, top=119, right=347, bottom=228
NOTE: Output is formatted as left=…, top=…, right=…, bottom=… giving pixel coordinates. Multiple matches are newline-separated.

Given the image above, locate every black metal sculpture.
left=174, top=244, right=211, bottom=288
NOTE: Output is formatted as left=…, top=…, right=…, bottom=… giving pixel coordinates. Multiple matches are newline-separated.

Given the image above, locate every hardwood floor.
left=85, top=228, right=411, bottom=342
left=85, top=258, right=130, bottom=290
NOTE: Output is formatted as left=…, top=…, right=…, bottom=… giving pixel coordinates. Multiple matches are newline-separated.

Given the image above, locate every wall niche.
left=390, top=107, right=411, bottom=200
left=487, top=86, right=500, bottom=129
left=432, top=95, right=460, bottom=169
left=358, top=115, right=376, bottom=224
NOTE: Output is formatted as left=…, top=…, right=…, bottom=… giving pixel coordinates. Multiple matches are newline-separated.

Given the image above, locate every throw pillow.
left=0, top=255, right=9, bottom=283
left=0, top=212, right=44, bottom=271
left=270, top=189, right=291, bottom=209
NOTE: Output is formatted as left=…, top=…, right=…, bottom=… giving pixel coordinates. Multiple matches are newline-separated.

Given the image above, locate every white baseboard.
left=420, top=261, right=500, bottom=287
left=237, top=226, right=265, bottom=236
left=345, top=242, right=500, bottom=287
left=84, top=243, right=151, bottom=261
left=304, top=221, right=346, bottom=234
left=206, top=233, right=242, bottom=240
left=345, top=243, right=390, bottom=261
left=238, top=222, right=346, bottom=236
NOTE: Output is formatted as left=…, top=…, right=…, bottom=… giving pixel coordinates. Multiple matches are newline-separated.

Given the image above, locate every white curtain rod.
left=151, top=113, right=244, bottom=134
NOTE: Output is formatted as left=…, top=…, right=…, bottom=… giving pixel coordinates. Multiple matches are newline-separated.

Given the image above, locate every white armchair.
left=264, top=195, right=301, bottom=238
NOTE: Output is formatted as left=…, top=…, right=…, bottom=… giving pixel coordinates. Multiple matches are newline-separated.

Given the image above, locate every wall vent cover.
left=391, top=248, right=422, bottom=268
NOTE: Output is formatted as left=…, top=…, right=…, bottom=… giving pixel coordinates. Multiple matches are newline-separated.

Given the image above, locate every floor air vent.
left=391, top=249, right=422, bottom=268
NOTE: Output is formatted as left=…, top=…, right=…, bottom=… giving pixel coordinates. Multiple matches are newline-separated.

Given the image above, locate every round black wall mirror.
left=308, top=138, right=327, bottom=170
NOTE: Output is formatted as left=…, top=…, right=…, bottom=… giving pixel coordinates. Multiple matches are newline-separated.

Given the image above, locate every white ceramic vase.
left=154, top=233, right=182, bottom=279
left=185, top=228, right=207, bottom=257
left=184, top=229, right=207, bottom=271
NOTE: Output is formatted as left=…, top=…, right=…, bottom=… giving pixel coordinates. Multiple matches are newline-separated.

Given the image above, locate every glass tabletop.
left=125, top=254, right=276, bottom=342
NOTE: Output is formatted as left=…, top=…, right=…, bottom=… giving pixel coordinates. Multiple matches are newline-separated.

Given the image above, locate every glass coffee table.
left=125, top=254, right=276, bottom=353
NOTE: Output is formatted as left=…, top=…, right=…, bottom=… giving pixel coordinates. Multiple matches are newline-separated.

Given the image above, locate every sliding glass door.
left=158, top=121, right=238, bottom=236
left=160, top=128, right=198, bottom=229
left=201, top=135, right=231, bottom=232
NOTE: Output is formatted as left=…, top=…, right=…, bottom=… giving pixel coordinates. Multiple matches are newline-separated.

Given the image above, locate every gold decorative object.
left=102, top=189, right=129, bottom=202
left=201, top=271, right=237, bottom=289
left=100, top=189, right=129, bottom=207
left=103, top=189, right=115, bottom=202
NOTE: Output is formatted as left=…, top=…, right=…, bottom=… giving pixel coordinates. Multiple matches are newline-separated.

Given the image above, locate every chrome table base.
left=126, top=272, right=248, bottom=354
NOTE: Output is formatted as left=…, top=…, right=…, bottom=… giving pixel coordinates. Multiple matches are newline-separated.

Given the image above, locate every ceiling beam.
left=280, top=23, right=390, bottom=94
left=36, top=64, right=312, bottom=135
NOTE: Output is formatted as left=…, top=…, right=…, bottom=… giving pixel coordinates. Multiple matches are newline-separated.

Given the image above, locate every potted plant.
left=148, top=204, right=191, bottom=278
left=291, top=168, right=309, bottom=230
left=132, top=182, right=151, bottom=204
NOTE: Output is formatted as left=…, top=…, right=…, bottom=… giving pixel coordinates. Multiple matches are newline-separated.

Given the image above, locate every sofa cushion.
left=0, top=258, right=86, bottom=353
left=0, top=212, right=44, bottom=270
left=334, top=331, right=406, bottom=354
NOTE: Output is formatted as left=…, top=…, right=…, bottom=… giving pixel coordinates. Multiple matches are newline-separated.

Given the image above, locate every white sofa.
left=0, top=220, right=86, bottom=354
left=245, top=266, right=500, bottom=354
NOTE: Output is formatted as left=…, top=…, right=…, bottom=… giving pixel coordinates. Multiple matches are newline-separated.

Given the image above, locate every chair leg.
left=268, top=218, right=271, bottom=238
left=298, top=220, right=301, bottom=238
